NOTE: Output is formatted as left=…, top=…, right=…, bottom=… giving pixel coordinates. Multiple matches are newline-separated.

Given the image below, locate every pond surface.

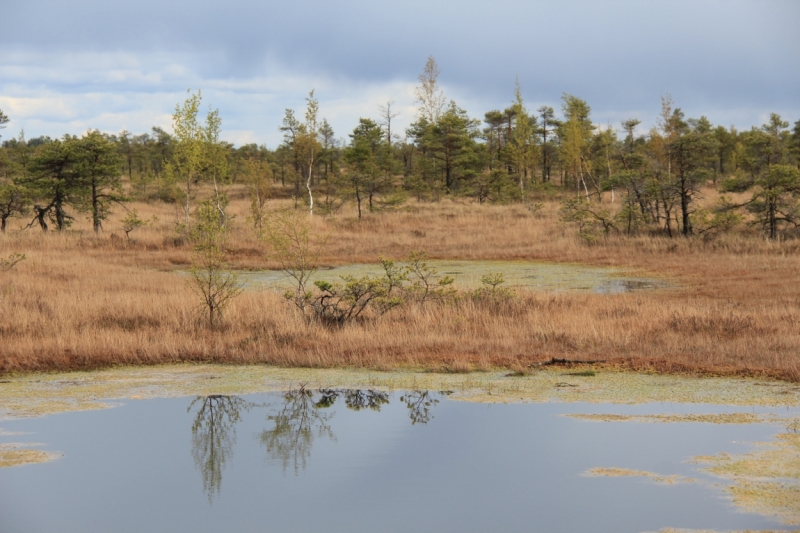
left=1, top=389, right=796, bottom=533
left=237, top=260, right=668, bottom=293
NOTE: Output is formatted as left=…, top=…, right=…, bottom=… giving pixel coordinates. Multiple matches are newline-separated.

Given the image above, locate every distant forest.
left=1, top=57, right=799, bottom=239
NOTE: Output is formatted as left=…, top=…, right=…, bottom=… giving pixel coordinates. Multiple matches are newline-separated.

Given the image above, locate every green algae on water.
left=1, top=365, right=799, bottom=421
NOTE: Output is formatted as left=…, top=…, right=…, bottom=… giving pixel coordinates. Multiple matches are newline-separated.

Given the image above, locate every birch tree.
left=189, top=200, right=242, bottom=328
left=203, top=108, right=231, bottom=227
left=296, top=91, right=321, bottom=215
left=415, top=56, right=446, bottom=123
left=559, top=94, right=595, bottom=199
left=169, top=90, right=205, bottom=227
left=242, top=156, right=272, bottom=231
left=507, top=80, right=538, bottom=194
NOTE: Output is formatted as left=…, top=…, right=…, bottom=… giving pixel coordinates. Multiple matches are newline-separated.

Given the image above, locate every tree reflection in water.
left=189, top=388, right=447, bottom=496
left=188, top=395, right=252, bottom=501
left=314, top=388, right=390, bottom=411
left=343, top=389, right=390, bottom=411
left=259, top=386, right=336, bottom=474
left=259, top=388, right=390, bottom=473
left=400, top=391, right=440, bottom=425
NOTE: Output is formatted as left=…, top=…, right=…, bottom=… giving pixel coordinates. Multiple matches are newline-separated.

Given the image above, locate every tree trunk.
left=184, top=177, right=192, bottom=227
left=663, top=201, right=673, bottom=238
left=306, top=147, right=315, bottom=216
left=34, top=205, right=49, bottom=231
left=92, top=180, right=101, bottom=233
left=55, top=192, right=66, bottom=231
left=769, top=200, right=777, bottom=240
left=680, top=177, right=692, bottom=236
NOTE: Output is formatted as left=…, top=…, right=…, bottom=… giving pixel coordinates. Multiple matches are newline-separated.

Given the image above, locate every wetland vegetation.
left=1, top=58, right=799, bottom=380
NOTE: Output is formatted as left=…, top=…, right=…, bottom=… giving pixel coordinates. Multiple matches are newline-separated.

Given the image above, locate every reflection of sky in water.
left=0, top=392, right=795, bottom=533
left=236, top=260, right=669, bottom=294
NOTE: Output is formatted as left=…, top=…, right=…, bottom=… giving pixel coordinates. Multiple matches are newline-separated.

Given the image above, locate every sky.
left=1, top=0, right=798, bottom=147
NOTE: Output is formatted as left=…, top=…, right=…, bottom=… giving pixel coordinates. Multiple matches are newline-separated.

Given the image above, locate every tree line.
left=1, top=57, right=799, bottom=238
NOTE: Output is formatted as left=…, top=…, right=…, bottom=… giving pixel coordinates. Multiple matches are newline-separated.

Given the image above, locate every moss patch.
left=0, top=443, right=61, bottom=468
left=564, top=413, right=769, bottom=424
left=692, top=429, right=800, bottom=525
left=0, top=365, right=798, bottom=421
left=584, top=467, right=694, bottom=484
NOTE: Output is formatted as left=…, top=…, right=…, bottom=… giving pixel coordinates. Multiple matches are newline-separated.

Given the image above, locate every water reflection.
left=189, top=388, right=446, bottom=499
left=259, top=387, right=336, bottom=474
left=5, top=392, right=797, bottom=532
left=344, top=389, right=391, bottom=411
left=188, top=395, right=253, bottom=500
left=401, top=391, right=442, bottom=425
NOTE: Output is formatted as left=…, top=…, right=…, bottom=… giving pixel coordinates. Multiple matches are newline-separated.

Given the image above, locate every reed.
left=1, top=185, right=799, bottom=380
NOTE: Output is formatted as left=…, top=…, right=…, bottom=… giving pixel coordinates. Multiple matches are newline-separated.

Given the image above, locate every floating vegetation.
left=234, top=259, right=669, bottom=293
left=0, top=443, right=61, bottom=468
left=566, top=370, right=596, bottom=377
left=692, top=429, right=800, bottom=525
left=564, top=413, right=769, bottom=424
left=580, top=415, right=800, bottom=526
left=1, top=365, right=799, bottom=421
left=583, top=467, right=694, bottom=485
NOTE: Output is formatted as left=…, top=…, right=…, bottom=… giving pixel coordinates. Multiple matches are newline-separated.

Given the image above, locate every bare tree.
left=415, top=56, right=446, bottom=123
left=378, top=100, right=400, bottom=145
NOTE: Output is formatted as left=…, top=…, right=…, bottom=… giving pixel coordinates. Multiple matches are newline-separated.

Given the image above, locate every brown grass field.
left=1, top=184, right=799, bottom=381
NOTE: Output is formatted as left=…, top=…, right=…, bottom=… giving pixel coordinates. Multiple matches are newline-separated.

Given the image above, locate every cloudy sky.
left=1, top=0, right=798, bottom=146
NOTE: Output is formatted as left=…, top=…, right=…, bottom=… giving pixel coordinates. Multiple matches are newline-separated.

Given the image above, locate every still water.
left=0, top=390, right=794, bottom=533
left=236, top=260, right=668, bottom=293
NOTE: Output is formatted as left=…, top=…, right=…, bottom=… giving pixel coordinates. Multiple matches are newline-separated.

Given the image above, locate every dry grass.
left=1, top=184, right=800, bottom=380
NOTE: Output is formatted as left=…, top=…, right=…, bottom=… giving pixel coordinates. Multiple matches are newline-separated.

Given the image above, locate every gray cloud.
left=2, top=0, right=798, bottom=144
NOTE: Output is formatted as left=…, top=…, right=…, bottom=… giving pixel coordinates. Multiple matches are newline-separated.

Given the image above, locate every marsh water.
left=236, top=260, right=668, bottom=293
left=1, top=390, right=796, bottom=533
